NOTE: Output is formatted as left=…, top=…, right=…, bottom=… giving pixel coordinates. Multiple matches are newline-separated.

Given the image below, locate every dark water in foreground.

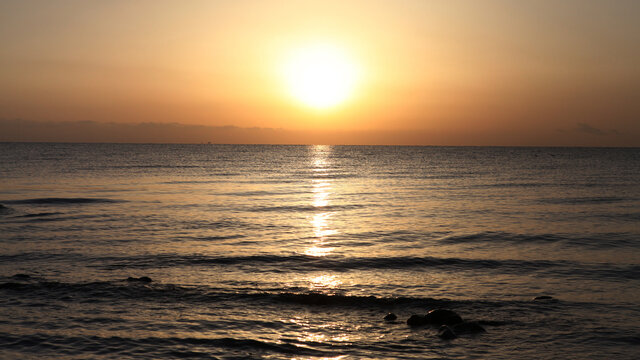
left=0, top=143, right=639, bottom=359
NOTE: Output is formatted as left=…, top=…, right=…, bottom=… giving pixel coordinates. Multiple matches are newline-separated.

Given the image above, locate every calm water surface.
left=1, top=143, right=639, bottom=359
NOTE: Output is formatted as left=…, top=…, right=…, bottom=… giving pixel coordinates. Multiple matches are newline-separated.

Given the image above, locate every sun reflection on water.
left=304, top=245, right=335, bottom=257
left=312, top=180, right=331, bottom=208
left=312, top=212, right=338, bottom=238
left=304, top=145, right=337, bottom=258
left=308, top=274, right=342, bottom=290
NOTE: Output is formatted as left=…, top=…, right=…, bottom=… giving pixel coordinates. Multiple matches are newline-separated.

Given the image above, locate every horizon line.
left=1, top=141, right=638, bottom=149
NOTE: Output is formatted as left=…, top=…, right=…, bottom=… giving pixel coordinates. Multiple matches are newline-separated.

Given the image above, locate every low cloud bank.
left=0, top=119, right=295, bottom=144
left=0, top=119, right=636, bottom=147
left=0, top=119, right=433, bottom=145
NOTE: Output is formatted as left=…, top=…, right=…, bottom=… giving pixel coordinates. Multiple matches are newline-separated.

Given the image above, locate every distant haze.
left=1, top=1, right=639, bottom=146
left=2, top=119, right=634, bottom=147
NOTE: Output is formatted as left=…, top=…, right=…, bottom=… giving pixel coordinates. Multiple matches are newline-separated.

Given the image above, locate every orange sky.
left=1, top=0, right=638, bottom=146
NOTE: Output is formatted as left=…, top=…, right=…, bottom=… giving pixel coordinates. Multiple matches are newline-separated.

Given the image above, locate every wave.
left=1, top=275, right=602, bottom=316
left=537, top=196, right=631, bottom=205
left=250, top=204, right=364, bottom=212
left=2, top=198, right=125, bottom=205
left=268, top=291, right=448, bottom=307
left=3, top=250, right=637, bottom=281
left=472, top=182, right=548, bottom=188
left=187, top=234, right=247, bottom=242
left=224, top=190, right=307, bottom=197
left=1, top=213, right=112, bottom=225
left=439, top=231, right=640, bottom=249
left=0, top=252, right=86, bottom=262
left=160, top=180, right=221, bottom=184
left=91, top=254, right=640, bottom=280
left=309, top=172, right=357, bottom=179
left=593, top=212, right=640, bottom=222
left=182, top=219, right=290, bottom=231
left=0, top=276, right=475, bottom=310
left=12, top=212, right=63, bottom=218
left=113, top=165, right=203, bottom=169
left=161, top=175, right=241, bottom=183
left=0, top=333, right=332, bottom=358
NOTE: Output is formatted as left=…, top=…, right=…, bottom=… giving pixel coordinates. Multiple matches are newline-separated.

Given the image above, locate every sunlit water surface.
left=1, top=143, right=639, bottom=359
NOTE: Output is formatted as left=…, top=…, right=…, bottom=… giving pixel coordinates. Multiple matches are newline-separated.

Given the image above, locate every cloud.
left=0, top=118, right=425, bottom=145
left=575, top=122, right=618, bottom=136
left=0, top=119, right=289, bottom=144
left=1, top=119, right=636, bottom=146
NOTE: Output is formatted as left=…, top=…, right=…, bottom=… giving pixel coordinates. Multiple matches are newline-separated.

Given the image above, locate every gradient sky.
left=1, top=0, right=639, bottom=145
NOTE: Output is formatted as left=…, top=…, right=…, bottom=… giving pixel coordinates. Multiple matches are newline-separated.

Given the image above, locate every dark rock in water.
left=453, top=321, right=486, bottom=334
left=0, top=204, right=13, bottom=215
left=437, top=325, right=457, bottom=340
left=10, top=274, right=31, bottom=280
left=425, top=309, right=463, bottom=326
left=127, top=276, right=152, bottom=283
left=408, top=309, right=463, bottom=327
left=384, top=313, right=397, bottom=321
left=533, top=295, right=554, bottom=301
left=407, top=314, right=428, bottom=326
left=0, top=282, right=27, bottom=290
left=437, top=321, right=485, bottom=340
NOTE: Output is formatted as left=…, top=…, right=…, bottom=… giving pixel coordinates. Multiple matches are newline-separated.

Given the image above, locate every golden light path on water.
left=285, top=145, right=352, bottom=354
left=305, top=145, right=342, bottom=292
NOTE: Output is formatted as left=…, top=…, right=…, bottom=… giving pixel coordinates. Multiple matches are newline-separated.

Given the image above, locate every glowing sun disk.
left=283, top=44, right=360, bottom=109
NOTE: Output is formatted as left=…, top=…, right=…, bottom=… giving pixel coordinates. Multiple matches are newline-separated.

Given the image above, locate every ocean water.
left=0, top=143, right=638, bottom=359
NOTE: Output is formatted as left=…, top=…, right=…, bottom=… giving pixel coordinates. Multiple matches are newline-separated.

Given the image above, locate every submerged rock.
left=0, top=282, right=27, bottom=290
left=437, top=325, right=457, bottom=340
left=126, top=276, right=152, bottom=283
left=407, top=309, right=463, bottom=327
left=384, top=313, right=397, bottom=321
left=437, top=322, right=485, bottom=340
left=533, top=295, right=554, bottom=301
left=0, top=204, right=13, bottom=215
left=452, top=321, right=486, bottom=334
left=424, top=309, right=463, bottom=326
left=407, top=314, right=428, bottom=326
left=10, top=274, right=31, bottom=280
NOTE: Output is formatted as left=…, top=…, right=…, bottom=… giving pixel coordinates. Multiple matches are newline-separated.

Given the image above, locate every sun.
left=282, top=43, right=360, bottom=110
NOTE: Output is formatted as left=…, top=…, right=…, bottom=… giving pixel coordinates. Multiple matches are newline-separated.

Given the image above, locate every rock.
left=407, top=309, right=463, bottom=327
left=533, top=295, right=554, bottom=301
left=10, top=274, right=31, bottom=280
left=0, top=204, right=13, bottom=215
left=127, top=276, right=152, bottom=283
left=407, top=314, right=428, bottom=326
left=424, top=309, right=463, bottom=326
left=437, top=322, right=485, bottom=340
left=452, top=321, right=486, bottom=334
left=437, top=325, right=457, bottom=340
left=0, top=282, right=27, bottom=290
left=384, top=313, right=397, bottom=321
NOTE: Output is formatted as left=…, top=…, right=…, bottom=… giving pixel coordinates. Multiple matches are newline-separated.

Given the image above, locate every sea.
left=0, top=143, right=638, bottom=359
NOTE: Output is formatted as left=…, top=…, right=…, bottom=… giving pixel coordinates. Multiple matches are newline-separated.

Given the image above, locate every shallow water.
left=1, top=143, right=639, bottom=359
